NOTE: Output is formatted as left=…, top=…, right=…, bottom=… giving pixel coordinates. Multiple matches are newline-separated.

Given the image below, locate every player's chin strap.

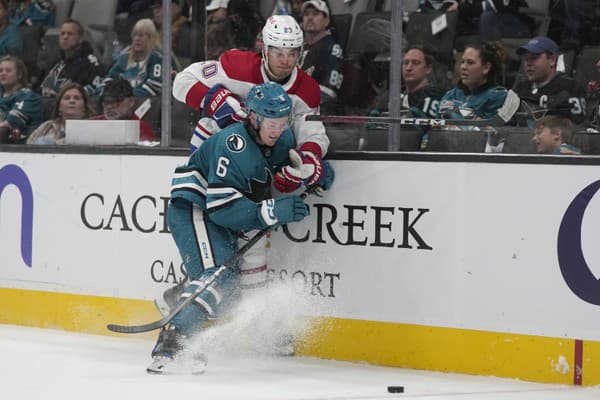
left=107, top=185, right=321, bottom=334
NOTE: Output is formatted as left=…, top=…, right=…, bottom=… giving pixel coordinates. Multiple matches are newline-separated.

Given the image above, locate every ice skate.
left=147, top=326, right=207, bottom=375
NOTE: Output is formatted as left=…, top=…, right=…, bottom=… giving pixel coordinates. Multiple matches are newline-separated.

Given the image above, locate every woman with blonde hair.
left=105, top=18, right=171, bottom=97
left=27, top=82, right=94, bottom=144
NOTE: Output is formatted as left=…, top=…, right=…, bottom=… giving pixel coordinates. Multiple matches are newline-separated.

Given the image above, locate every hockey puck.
left=387, top=386, right=404, bottom=393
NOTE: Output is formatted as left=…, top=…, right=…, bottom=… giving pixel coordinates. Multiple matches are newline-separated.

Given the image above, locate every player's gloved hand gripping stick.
left=107, top=185, right=323, bottom=334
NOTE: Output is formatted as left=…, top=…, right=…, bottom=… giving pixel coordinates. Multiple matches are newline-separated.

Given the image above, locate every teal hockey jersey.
left=108, top=48, right=166, bottom=96
left=0, top=87, right=43, bottom=133
left=170, top=121, right=296, bottom=232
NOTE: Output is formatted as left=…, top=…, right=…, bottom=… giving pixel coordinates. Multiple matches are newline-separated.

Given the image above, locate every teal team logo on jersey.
left=226, top=134, right=246, bottom=153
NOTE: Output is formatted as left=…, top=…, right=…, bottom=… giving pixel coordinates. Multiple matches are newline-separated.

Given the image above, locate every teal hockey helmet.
left=245, top=82, right=292, bottom=120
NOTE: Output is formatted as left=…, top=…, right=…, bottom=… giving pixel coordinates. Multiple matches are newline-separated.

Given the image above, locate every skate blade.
left=147, top=355, right=207, bottom=375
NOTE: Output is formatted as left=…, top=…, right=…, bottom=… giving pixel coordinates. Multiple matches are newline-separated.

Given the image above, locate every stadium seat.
left=18, top=25, right=44, bottom=87
left=70, top=0, right=119, bottom=68
left=171, top=101, right=200, bottom=147
left=345, top=11, right=391, bottom=56
left=501, top=129, right=536, bottom=154
left=53, top=0, right=75, bottom=27
left=572, top=132, right=600, bottom=155
left=134, top=96, right=161, bottom=134
left=406, top=10, right=458, bottom=66
left=425, top=129, right=487, bottom=152
left=356, top=126, right=422, bottom=151
left=339, top=12, right=391, bottom=109
left=573, top=46, right=600, bottom=92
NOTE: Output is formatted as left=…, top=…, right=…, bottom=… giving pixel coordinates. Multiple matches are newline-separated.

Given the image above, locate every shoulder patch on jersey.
left=226, top=133, right=246, bottom=153
left=220, top=50, right=262, bottom=83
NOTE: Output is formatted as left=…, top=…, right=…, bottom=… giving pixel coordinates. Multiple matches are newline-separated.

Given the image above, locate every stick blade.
left=107, top=317, right=169, bottom=334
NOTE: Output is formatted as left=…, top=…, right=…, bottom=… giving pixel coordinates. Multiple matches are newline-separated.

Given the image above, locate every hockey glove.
left=274, top=148, right=324, bottom=193
left=313, top=159, right=334, bottom=195
left=201, top=84, right=247, bottom=129
left=258, top=195, right=309, bottom=228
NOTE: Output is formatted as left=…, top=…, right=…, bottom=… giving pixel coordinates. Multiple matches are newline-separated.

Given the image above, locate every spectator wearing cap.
left=93, top=78, right=156, bottom=142
left=0, top=0, right=22, bottom=56
left=298, top=0, right=343, bottom=104
left=513, top=36, right=586, bottom=126
left=207, top=0, right=229, bottom=24
left=40, top=19, right=104, bottom=97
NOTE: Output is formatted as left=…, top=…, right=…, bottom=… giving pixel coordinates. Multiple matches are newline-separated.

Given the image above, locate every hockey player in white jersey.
left=173, top=14, right=329, bottom=192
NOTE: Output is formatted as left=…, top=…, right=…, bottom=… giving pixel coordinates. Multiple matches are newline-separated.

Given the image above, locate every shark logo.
left=557, top=180, right=600, bottom=305
left=0, top=164, right=33, bottom=267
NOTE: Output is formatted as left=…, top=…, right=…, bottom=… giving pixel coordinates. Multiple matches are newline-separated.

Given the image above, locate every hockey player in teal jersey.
left=147, top=82, right=318, bottom=375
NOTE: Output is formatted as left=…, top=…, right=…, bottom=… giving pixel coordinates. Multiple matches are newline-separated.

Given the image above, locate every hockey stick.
left=308, top=90, right=521, bottom=127
left=107, top=186, right=319, bottom=334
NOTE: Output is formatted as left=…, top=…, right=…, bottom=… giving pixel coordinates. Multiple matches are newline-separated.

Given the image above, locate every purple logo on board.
left=0, top=164, right=33, bottom=267
left=557, top=180, right=600, bottom=305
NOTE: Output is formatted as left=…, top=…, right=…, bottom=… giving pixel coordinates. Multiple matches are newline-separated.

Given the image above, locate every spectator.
left=9, top=0, right=55, bottom=27
left=151, top=0, right=190, bottom=55
left=513, top=36, right=586, bottom=126
left=548, top=0, right=584, bottom=51
left=458, top=0, right=533, bottom=41
left=92, top=78, right=156, bottom=141
left=205, top=19, right=236, bottom=60
left=290, top=0, right=304, bottom=23
left=438, top=41, right=507, bottom=120
left=370, top=45, right=444, bottom=119
left=39, top=19, right=104, bottom=97
left=227, top=0, right=264, bottom=51
left=0, top=54, right=42, bottom=143
left=298, top=0, right=343, bottom=104
left=418, top=0, right=458, bottom=12
left=532, top=114, right=581, bottom=154
left=478, top=0, right=533, bottom=41
left=26, top=82, right=94, bottom=144
left=0, top=0, right=22, bottom=56
left=369, top=45, right=445, bottom=149
left=586, top=58, right=600, bottom=130
left=206, top=0, right=229, bottom=23
left=106, top=18, right=166, bottom=97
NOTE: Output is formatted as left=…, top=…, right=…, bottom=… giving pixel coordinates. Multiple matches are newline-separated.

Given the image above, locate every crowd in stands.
left=0, top=0, right=599, bottom=155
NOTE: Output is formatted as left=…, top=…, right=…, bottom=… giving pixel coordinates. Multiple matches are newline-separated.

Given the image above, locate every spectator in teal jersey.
left=10, top=0, right=55, bottom=27
left=532, top=115, right=581, bottom=155
left=0, top=55, right=42, bottom=143
left=0, top=0, right=22, bottom=56
left=104, top=18, right=174, bottom=97
left=437, top=42, right=507, bottom=121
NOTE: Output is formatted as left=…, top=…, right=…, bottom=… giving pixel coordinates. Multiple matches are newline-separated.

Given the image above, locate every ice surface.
left=1, top=324, right=599, bottom=400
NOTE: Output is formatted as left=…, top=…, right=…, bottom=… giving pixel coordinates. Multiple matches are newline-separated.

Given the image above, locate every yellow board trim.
left=1, top=287, right=598, bottom=385
left=0, top=287, right=160, bottom=340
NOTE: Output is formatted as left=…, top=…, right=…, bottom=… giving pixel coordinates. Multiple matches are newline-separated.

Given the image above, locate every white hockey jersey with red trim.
left=172, top=49, right=329, bottom=157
